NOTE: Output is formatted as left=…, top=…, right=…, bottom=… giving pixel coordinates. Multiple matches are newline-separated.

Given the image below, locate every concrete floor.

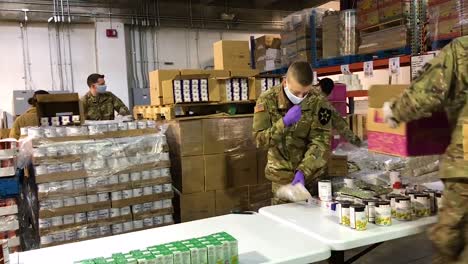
left=316, top=233, right=433, bottom=264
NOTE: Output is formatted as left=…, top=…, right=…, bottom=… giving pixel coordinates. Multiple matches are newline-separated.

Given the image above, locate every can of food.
left=122, top=189, right=133, bottom=199
left=87, top=211, right=98, bottom=221
left=127, top=122, right=137, bottom=130
left=111, top=191, right=122, bottom=201
left=423, top=190, right=437, bottom=215
left=142, top=202, right=153, bottom=212
left=56, top=126, right=67, bottom=137
left=55, top=145, right=67, bottom=156
left=120, top=206, right=131, bottom=215
left=47, top=164, right=60, bottom=173
left=387, top=194, right=401, bottom=218
left=110, top=208, right=121, bottom=218
left=141, top=170, right=151, bottom=180
left=133, top=220, right=144, bottom=229
left=143, top=186, right=153, bottom=196
left=118, top=122, right=128, bottom=131
left=339, top=202, right=351, bottom=226
left=88, top=125, right=100, bottom=135
left=87, top=227, right=99, bottom=238
left=350, top=204, right=367, bottom=230
left=112, top=223, right=123, bottom=234
left=51, top=216, right=63, bottom=226
left=132, top=188, right=143, bottom=197
left=363, top=199, right=377, bottom=223
left=72, top=179, right=85, bottom=190
left=108, top=123, right=118, bottom=132
left=318, top=180, right=332, bottom=201
left=414, top=194, right=431, bottom=217
left=119, top=173, right=130, bottom=183
left=37, top=183, right=49, bottom=193
left=50, top=199, right=64, bottom=209
left=64, top=230, right=76, bottom=241
left=33, top=147, right=47, bottom=157
left=436, top=191, right=443, bottom=212
left=152, top=201, right=163, bottom=210
left=39, top=218, right=52, bottom=229
left=163, top=199, right=172, bottom=209
left=108, top=175, right=119, bottom=185
left=96, top=176, right=108, bottom=186
left=143, top=217, right=153, bottom=227
left=35, top=165, right=48, bottom=175
left=146, top=120, right=156, bottom=128
left=162, top=183, right=172, bottom=193
left=153, top=216, right=163, bottom=225
left=48, top=181, right=61, bottom=192
left=61, top=180, right=74, bottom=191
left=75, top=228, right=87, bottom=239
left=87, top=194, right=98, bottom=203
left=39, top=200, right=51, bottom=210
left=28, top=127, right=44, bottom=138
left=99, top=225, right=111, bottom=236
left=375, top=201, right=392, bottom=226
left=98, top=192, right=109, bottom=202
left=74, top=195, right=87, bottom=205
left=75, top=212, right=87, bottom=223
left=98, top=209, right=110, bottom=219
left=63, top=197, right=76, bottom=207
left=395, top=197, right=412, bottom=221
left=130, top=172, right=141, bottom=182
left=160, top=168, right=170, bottom=177
left=123, top=221, right=134, bottom=232
left=43, top=127, right=57, bottom=138
left=71, top=162, right=83, bottom=171
left=63, top=214, right=75, bottom=225
left=163, top=215, right=173, bottom=224
left=52, top=232, right=65, bottom=242
left=152, top=185, right=162, bottom=194
left=151, top=169, right=161, bottom=179
left=132, top=204, right=143, bottom=214
left=66, top=126, right=83, bottom=137
left=40, top=235, right=53, bottom=245
left=137, top=121, right=147, bottom=129
left=59, top=163, right=72, bottom=172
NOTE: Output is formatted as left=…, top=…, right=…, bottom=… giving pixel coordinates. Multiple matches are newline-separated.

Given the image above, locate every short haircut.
left=87, top=73, right=105, bottom=87
left=319, top=78, right=335, bottom=96
left=287, top=61, right=313, bottom=86
left=28, top=90, right=50, bottom=106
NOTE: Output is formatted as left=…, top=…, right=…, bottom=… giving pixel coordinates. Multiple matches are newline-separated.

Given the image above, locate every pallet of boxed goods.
left=427, top=0, right=467, bottom=43
left=22, top=120, right=175, bottom=248
left=254, top=35, right=282, bottom=72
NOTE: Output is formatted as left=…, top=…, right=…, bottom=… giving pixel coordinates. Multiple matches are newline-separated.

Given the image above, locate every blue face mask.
left=96, top=85, right=107, bottom=94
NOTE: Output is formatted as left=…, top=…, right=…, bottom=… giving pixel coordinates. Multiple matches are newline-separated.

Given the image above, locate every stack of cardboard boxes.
left=428, top=0, right=467, bottom=42
left=254, top=35, right=282, bottom=72
left=167, top=116, right=271, bottom=223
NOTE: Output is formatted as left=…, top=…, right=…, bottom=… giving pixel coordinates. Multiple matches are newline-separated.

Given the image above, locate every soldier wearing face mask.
left=81, top=73, right=130, bottom=120
left=253, top=61, right=333, bottom=204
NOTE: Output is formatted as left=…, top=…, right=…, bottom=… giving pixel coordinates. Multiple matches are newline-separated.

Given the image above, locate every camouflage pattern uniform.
left=389, top=36, right=468, bottom=263
left=330, top=106, right=361, bottom=146
left=9, top=107, right=38, bottom=139
left=81, top=91, right=130, bottom=120
left=253, top=85, right=332, bottom=204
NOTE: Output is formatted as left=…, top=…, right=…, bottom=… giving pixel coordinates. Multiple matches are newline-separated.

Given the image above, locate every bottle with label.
left=414, top=193, right=431, bottom=217
left=375, top=201, right=392, bottom=226
left=363, top=199, right=377, bottom=223
left=350, top=205, right=367, bottom=231
left=395, top=197, right=412, bottom=221
left=340, top=202, right=352, bottom=226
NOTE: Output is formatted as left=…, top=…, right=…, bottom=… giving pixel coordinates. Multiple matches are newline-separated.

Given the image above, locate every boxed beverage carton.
left=367, top=85, right=451, bottom=157
left=162, top=74, right=215, bottom=105
left=214, top=40, right=251, bottom=70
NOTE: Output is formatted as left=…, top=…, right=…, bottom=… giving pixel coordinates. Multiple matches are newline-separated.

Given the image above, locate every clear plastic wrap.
left=428, top=0, right=467, bottom=42
left=19, top=121, right=174, bottom=248
left=276, top=184, right=312, bottom=203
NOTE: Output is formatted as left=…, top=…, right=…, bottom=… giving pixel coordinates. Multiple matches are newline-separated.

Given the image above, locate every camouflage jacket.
left=391, top=36, right=468, bottom=179
left=81, top=91, right=130, bottom=121
left=9, top=107, right=38, bottom=139
left=329, top=103, right=361, bottom=146
left=253, top=85, right=332, bottom=184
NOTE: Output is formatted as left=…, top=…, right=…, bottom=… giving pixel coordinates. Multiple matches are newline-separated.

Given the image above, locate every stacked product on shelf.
left=26, top=121, right=174, bottom=248
left=357, top=0, right=411, bottom=54
left=254, top=35, right=282, bottom=72
left=427, top=0, right=467, bottom=44
left=281, top=8, right=326, bottom=65
left=0, top=139, right=18, bottom=198
left=0, top=198, right=20, bottom=253
left=338, top=74, right=363, bottom=91
left=167, top=116, right=272, bottom=223
left=255, top=76, right=282, bottom=96
left=322, top=10, right=358, bottom=58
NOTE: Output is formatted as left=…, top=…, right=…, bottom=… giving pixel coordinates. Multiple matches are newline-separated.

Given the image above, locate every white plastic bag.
left=276, top=184, right=313, bottom=203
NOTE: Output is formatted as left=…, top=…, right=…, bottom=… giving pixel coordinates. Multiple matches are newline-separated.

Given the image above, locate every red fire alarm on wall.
left=106, top=29, right=118, bottom=38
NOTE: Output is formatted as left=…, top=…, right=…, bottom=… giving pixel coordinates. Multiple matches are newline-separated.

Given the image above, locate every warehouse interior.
left=0, top=0, right=466, bottom=263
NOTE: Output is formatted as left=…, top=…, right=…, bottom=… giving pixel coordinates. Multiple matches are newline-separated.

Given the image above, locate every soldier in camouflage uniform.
left=319, top=78, right=361, bottom=146
left=383, top=36, right=468, bottom=263
left=253, top=61, right=332, bottom=204
left=9, top=90, right=49, bottom=139
left=81, top=73, right=130, bottom=120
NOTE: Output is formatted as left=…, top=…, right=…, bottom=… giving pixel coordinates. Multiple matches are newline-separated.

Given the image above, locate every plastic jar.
left=339, top=202, right=352, bottom=226
left=363, top=199, right=377, bottom=223
left=423, top=190, right=437, bottom=215
left=318, top=180, right=332, bottom=201
left=414, top=194, right=431, bottom=217
left=395, top=197, right=412, bottom=221
left=375, top=201, right=392, bottom=226
left=387, top=194, right=402, bottom=218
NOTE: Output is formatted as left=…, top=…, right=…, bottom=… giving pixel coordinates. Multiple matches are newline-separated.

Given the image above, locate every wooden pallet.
left=134, top=101, right=256, bottom=120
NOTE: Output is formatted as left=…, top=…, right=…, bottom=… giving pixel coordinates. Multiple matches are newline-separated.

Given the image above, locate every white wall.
left=0, top=20, right=271, bottom=126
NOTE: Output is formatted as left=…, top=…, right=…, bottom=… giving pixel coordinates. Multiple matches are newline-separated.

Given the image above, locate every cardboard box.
left=202, top=118, right=225, bottom=155
left=171, top=155, right=205, bottom=194
left=204, top=154, right=227, bottom=191
left=224, top=117, right=255, bottom=153
left=36, top=93, right=84, bottom=124
left=176, top=191, right=215, bottom=222
left=226, top=151, right=258, bottom=187
left=215, top=187, right=249, bottom=216
left=255, top=35, right=281, bottom=50
left=248, top=183, right=272, bottom=211
left=367, top=85, right=451, bottom=157
left=149, top=70, right=181, bottom=106
left=328, top=155, right=348, bottom=177
left=167, top=119, right=203, bottom=157
left=213, top=40, right=251, bottom=70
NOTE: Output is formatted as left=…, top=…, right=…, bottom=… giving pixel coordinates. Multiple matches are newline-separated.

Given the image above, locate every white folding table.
left=259, top=202, right=438, bottom=264
left=11, top=213, right=331, bottom=264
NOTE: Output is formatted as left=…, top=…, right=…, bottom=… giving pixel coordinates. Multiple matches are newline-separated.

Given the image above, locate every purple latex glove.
left=291, top=171, right=305, bottom=186
left=283, top=105, right=302, bottom=127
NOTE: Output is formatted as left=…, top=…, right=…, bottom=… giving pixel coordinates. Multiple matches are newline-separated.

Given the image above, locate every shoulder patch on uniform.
left=255, top=104, right=265, bottom=113
left=318, top=107, right=331, bottom=125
